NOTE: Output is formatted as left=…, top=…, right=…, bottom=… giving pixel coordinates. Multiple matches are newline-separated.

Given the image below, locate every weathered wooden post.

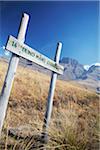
left=42, top=42, right=62, bottom=142
left=0, top=13, right=29, bottom=136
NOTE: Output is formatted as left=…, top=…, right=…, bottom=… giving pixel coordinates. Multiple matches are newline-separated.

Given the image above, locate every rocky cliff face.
left=60, top=57, right=85, bottom=80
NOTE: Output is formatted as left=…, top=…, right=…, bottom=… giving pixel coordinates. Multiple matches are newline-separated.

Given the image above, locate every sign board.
left=6, top=35, right=64, bottom=75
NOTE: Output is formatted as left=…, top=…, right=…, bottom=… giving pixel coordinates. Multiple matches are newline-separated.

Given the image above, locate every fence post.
left=0, top=13, right=29, bottom=136
left=42, top=42, right=62, bottom=142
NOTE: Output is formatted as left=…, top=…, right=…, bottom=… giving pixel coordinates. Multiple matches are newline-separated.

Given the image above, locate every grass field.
left=0, top=59, right=99, bottom=150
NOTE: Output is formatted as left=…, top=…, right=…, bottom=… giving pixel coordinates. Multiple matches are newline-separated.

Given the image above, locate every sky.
left=0, top=1, right=99, bottom=65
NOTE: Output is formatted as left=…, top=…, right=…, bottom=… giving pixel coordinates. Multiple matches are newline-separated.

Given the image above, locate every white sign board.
left=6, top=35, right=64, bottom=75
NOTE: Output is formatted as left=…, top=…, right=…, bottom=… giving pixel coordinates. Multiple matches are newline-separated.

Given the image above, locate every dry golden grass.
left=0, top=59, right=99, bottom=150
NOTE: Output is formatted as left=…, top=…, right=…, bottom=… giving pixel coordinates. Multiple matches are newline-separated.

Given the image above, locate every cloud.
left=3, top=46, right=5, bottom=50
left=4, top=50, right=10, bottom=56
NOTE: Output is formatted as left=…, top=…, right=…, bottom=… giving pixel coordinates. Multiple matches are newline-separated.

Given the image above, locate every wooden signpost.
left=6, top=35, right=63, bottom=75
left=0, top=13, right=64, bottom=140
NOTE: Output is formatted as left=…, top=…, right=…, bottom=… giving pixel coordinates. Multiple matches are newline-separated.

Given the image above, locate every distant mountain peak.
left=60, top=57, right=85, bottom=80
left=84, top=65, right=90, bottom=71
left=84, top=63, right=100, bottom=71
left=94, top=63, right=100, bottom=66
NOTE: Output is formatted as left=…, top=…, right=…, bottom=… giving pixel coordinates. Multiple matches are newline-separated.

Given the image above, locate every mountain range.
left=60, top=57, right=100, bottom=81
left=59, top=57, right=100, bottom=93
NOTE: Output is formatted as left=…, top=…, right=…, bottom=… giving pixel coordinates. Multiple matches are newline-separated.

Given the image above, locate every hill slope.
left=0, top=59, right=99, bottom=150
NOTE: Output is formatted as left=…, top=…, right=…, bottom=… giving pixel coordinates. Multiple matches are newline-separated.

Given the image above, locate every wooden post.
left=42, top=42, right=62, bottom=142
left=0, top=13, right=29, bottom=136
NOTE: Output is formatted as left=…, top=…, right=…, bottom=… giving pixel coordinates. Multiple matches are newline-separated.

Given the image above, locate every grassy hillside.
left=0, top=59, right=99, bottom=150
